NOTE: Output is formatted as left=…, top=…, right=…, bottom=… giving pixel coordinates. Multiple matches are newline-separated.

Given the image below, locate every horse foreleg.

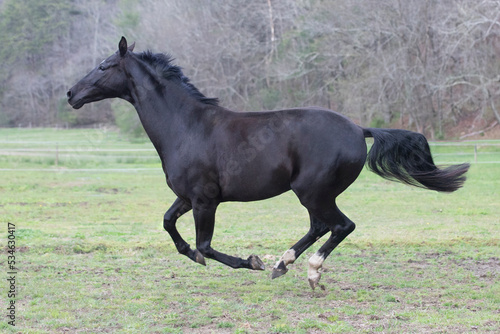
left=163, top=197, right=205, bottom=265
left=272, top=215, right=329, bottom=279
left=193, top=204, right=265, bottom=270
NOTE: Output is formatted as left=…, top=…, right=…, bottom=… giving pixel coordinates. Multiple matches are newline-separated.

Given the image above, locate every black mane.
left=138, top=51, right=219, bottom=106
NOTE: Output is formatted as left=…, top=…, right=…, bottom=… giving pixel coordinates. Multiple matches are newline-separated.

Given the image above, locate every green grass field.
left=1, top=128, right=499, bottom=333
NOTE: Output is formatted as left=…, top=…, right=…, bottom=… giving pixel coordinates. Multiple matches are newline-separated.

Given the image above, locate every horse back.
left=211, top=107, right=366, bottom=202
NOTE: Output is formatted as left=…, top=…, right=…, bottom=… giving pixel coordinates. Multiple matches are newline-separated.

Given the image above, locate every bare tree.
left=1, top=0, right=498, bottom=137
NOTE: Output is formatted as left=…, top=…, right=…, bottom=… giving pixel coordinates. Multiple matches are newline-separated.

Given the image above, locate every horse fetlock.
left=307, top=252, right=325, bottom=290
left=176, top=242, right=191, bottom=255
left=248, top=255, right=265, bottom=270
left=308, top=272, right=322, bottom=290
left=307, top=267, right=322, bottom=290
left=280, top=249, right=296, bottom=265
left=271, top=249, right=296, bottom=279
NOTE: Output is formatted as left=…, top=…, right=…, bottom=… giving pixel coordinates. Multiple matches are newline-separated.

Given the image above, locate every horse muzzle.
left=66, top=89, right=85, bottom=109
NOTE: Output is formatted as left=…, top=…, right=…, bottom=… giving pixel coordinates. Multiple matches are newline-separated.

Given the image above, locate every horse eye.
left=99, top=65, right=106, bottom=71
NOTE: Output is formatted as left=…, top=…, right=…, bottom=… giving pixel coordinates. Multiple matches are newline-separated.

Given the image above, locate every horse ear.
left=119, top=36, right=128, bottom=57
left=128, top=42, right=135, bottom=52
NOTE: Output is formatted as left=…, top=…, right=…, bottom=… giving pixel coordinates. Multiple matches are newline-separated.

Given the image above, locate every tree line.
left=1, top=0, right=499, bottom=139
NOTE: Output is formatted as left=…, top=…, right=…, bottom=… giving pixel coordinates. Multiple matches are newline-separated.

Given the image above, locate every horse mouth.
left=71, top=100, right=85, bottom=109
left=68, top=97, right=85, bottom=109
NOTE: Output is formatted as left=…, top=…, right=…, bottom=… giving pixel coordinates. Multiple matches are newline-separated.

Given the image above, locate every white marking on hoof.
left=273, top=249, right=296, bottom=270
left=308, top=252, right=325, bottom=290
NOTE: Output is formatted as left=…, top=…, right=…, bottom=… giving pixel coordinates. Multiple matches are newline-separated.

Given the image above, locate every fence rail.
left=1, top=141, right=500, bottom=170
left=429, top=142, right=500, bottom=164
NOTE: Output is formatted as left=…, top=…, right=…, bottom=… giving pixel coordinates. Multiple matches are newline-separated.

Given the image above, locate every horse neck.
left=125, top=59, right=205, bottom=153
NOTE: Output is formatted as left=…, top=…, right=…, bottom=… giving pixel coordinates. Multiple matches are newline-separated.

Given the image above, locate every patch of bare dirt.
left=454, top=257, right=500, bottom=278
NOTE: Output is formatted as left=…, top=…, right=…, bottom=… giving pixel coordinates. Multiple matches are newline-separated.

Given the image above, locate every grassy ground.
left=1, top=128, right=499, bottom=333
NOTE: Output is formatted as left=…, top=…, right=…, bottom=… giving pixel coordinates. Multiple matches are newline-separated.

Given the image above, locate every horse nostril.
left=67, top=90, right=72, bottom=98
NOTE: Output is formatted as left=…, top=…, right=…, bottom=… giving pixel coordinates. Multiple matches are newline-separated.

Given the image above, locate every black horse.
left=68, top=37, right=469, bottom=289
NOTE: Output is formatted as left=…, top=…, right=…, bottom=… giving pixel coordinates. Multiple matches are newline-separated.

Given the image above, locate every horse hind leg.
left=272, top=214, right=329, bottom=279
left=306, top=206, right=356, bottom=290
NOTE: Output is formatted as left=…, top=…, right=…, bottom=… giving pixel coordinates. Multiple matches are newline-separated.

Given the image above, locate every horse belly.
left=219, top=159, right=292, bottom=202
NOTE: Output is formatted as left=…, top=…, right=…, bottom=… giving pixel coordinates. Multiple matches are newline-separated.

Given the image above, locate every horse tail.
left=362, top=128, right=470, bottom=192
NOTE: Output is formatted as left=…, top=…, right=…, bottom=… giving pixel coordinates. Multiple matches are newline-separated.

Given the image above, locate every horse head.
left=67, top=37, right=135, bottom=109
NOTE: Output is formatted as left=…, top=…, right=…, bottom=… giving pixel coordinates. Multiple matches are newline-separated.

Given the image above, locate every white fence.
left=429, top=142, right=500, bottom=164
left=0, top=141, right=499, bottom=172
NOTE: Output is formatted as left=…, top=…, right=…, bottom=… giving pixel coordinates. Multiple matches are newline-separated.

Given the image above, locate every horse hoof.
left=271, top=267, right=288, bottom=279
left=308, top=273, right=322, bottom=290
left=194, top=249, right=206, bottom=266
left=248, top=255, right=265, bottom=270
left=271, top=261, right=288, bottom=279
